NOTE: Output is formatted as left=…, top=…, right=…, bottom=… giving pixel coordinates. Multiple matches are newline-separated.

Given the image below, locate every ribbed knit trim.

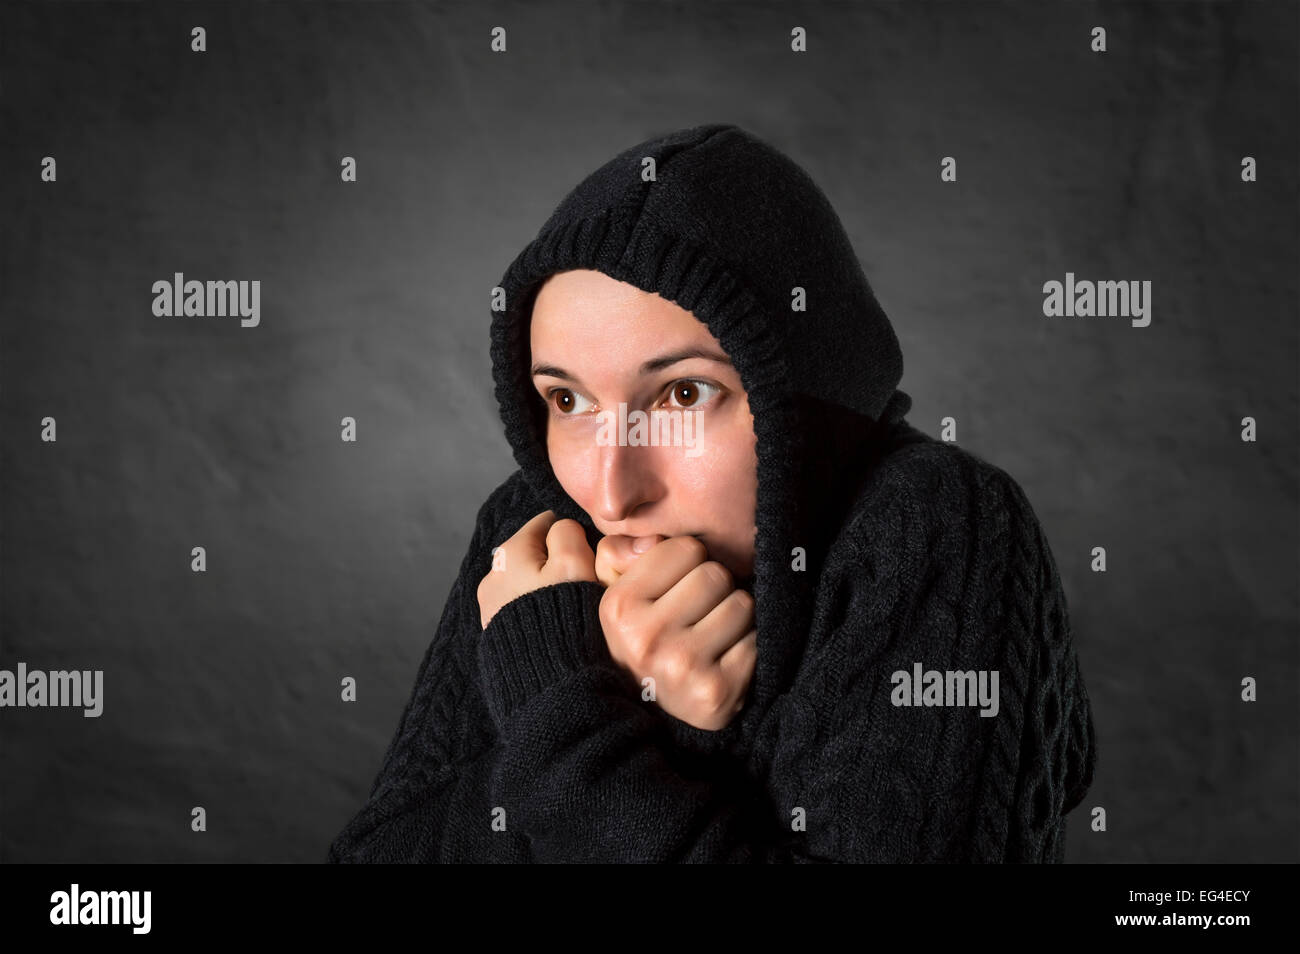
left=489, top=208, right=912, bottom=752
left=477, top=580, right=610, bottom=729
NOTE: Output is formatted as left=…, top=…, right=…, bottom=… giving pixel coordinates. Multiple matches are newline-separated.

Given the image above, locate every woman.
left=327, top=123, right=1097, bottom=863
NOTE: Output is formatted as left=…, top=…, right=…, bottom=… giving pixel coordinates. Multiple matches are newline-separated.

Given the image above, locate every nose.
left=592, top=440, right=663, bottom=525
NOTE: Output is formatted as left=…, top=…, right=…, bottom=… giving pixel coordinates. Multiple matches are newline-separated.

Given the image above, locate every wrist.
left=476, top=580, right=610, bottom=727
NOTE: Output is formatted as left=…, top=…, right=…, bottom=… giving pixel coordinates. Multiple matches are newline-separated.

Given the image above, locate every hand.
left=477, top=510, right=598, bottom=630
left=596, top=535, right=757, bottom=731
left=594, top=532, right=665, bottom=589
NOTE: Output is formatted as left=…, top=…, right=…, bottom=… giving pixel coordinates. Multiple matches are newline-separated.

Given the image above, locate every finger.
left=595, top=535, right=630, bottom=588
left=692, top=587, right=756, bottom=660
left=544, top=518, right=597, bottom=582
left=617, top=535, right=709, bottom=603
left=511, top=510, right=558, bottom=571
left=657, top=560, right=736, bottom=627
left=715, top=627, right=758, bottom=701
left=596, top=534, right=663, bottom=587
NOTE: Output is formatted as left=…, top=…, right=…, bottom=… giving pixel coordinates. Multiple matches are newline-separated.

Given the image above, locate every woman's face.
left=529, top=268, right=759, bottom=584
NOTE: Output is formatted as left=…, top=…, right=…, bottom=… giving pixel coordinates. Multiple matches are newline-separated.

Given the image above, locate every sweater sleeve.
left=470, top=578, right=811, bottom=862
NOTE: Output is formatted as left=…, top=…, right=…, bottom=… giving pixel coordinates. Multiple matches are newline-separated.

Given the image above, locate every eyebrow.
left=530, top=347, right=732, bottom=382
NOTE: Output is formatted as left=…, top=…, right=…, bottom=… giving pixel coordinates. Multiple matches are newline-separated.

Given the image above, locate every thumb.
left=595, top=534, right=664, bottom=588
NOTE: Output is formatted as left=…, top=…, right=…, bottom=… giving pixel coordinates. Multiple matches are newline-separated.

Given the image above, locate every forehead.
left=530, top=269, right=717, bottom=351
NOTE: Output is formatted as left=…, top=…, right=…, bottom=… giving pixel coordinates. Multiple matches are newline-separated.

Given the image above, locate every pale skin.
left=476, top=269, right=760, bottom=732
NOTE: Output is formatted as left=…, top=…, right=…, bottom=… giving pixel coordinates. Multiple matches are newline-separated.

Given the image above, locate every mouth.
left=608, top=529, right=701, bottom=542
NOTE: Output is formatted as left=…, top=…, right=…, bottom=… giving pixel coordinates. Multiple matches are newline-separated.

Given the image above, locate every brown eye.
left=548, top=387, right=594, bottom=415
left=664, top=379, right=720, bottom=410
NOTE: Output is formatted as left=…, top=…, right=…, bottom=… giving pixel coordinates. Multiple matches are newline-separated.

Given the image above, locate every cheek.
left=547, top=426, right=598, bottom=502
left=672, top=409, right=758, bottom=527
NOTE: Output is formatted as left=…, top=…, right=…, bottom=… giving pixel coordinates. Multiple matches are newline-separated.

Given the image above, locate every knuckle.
left=672, top=535, right=709, bottom=565
left=600, top=585, right=628, bottom=622
left=560, top=556, right=595, bottom=581
left=728, top=587, right=755, bottom=618
left=659, top=646, right=692, bottom=684
left=694, top=674, right=729, bottom=713
left=599, top=595, right=649, bottom=654
left=618, top=625, right=655, bottom=671
left=630, top=635, right=656, bottom=671
left=700, top=560, right=733, bottom=591
left=547, top=518, right=581, bottom=542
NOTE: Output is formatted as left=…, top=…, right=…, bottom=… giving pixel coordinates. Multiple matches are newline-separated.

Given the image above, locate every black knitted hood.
left=489, top=123, right=913, bottom=745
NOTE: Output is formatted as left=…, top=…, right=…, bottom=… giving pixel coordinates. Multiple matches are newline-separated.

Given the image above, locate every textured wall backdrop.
left=1, top=0, right=1296, bottom=863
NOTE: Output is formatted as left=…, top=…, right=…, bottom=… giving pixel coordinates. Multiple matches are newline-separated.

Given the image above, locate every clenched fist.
left=477, top=510, right=598, bottom=630
left=595, top=534, right=757, bottom=732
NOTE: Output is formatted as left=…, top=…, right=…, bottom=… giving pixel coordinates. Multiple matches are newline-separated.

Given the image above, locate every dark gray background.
left=1, top=1, right=1295, bottom=863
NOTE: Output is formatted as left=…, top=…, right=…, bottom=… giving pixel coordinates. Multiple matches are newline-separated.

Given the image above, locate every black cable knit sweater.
left=327, top=124, right=1097, bottom=863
